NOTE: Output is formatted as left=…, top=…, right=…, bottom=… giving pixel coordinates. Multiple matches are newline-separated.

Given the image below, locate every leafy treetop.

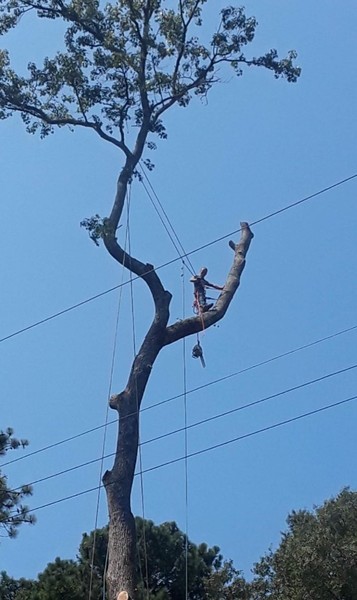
left=250, top=488, right=357, bottom=600
left=0, top=0, right=300, bottom=159
left=0, top=517, right=248, bottom=598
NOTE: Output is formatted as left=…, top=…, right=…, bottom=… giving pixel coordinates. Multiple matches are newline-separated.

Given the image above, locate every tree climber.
left=190, top=267, right=224, bottom=313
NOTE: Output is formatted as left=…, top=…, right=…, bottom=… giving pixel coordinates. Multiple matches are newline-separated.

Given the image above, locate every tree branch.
left=151, top=56, right=217, bottom=119
left=164, top=222, right=254, bottom=345
left=19, top=0, right=124, bottom=56
left=172, top=0, right=201, bottom=91
left=3, top=96, right=131, bottom=155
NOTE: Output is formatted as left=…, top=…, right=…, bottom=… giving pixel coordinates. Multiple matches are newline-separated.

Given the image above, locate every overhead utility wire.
left=10, top=393, right=357, bottom=521
left=2, top=323, right=356, bottom=469
left=1, top=172, right=355, bottom=345
left=9, top=363, right=357, bottom=493
left=139, top=394, right=357, bottom=475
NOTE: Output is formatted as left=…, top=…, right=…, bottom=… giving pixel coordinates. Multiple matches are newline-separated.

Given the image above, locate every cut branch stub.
left=110, top=393, right=123, bottom=411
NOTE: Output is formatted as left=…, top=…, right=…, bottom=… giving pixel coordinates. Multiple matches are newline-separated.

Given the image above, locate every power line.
left=10, top=392, right=357, bottom=521
left=9, top=362, right=357, bottom=493
left=1, top=172, right=356, bottom=345
left=250, top=174, right=357, bottom=226
left=142, top=394, right=357, bottom=474
left=2, top=322, right=356, bottom=469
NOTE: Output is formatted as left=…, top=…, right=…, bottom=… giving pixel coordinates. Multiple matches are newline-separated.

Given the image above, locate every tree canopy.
left=0, top=0, right=300, bottom=159
left=0, top=517, right=247, bottom=599
left=3, top=490, right=357, bottom=599
left=250, top=488, right=357, bottom=600
left=0, top=428, right=35, bottom=539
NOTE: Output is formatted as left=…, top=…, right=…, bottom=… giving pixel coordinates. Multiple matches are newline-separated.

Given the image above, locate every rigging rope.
left=140, top=168, right=209, bottom=368
left=182, top=265, right=189, bottom=600
left=139, top=163, right=196, bottom=276
left=138, top=168, right=196, bottom=595
left=127, top=185, right=150, bottom=600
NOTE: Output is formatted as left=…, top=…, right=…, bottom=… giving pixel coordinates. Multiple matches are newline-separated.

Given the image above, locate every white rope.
left=182, top=264, right=189, bottom=600
left=127, top=185, right=150, bottom=600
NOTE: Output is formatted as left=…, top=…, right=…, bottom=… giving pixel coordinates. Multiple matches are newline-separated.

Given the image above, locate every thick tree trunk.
left=103, top=314, right=171, bottom=599
left=105, top=481, right=137, bottom=599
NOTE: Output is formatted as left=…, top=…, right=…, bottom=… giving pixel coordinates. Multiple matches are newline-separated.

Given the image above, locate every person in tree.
left=190, top=267, right=224, bottom=313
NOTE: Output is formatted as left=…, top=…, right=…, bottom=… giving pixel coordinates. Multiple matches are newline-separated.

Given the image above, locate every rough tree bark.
left=102, top=160, right=254, bottom=599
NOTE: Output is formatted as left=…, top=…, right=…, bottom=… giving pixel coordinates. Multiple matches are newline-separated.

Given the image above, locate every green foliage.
left=79, top=214, right=121, bottom=245
left=0, top=0, right=301, bottom=149
left=79, top=214, right=106, bottom=245
left=0, top=428, right=35, bottom=539
left=250, top=488, right=357, bottom=600
left=0, top=0, right=301, bottom=246
left=0, top=571, right=35, bottom=600
left=80, top=518, right=247, bottom=599
left=4, top=492, right=357, bottom=599
left=29, top=558, right=87, bottom=600
left=0, top=518, right=246, bottom=599
left=135, top=517, right=225, bottom=599
left=0, top=428, right=28, bottom=454
left=78, top=525, right=108, bottom=597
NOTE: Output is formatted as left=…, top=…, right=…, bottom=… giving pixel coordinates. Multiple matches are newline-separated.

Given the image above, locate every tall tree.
left=0, top=1, right=300, bottom=598
left=249, top=488, right=357, bottom=600
left=0, top=428, right=35, bottom=539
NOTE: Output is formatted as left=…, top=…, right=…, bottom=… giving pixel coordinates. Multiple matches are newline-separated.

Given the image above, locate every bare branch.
left=3, top=96, right=131, bottom=155
left=164, top=222, right=254, bottom=345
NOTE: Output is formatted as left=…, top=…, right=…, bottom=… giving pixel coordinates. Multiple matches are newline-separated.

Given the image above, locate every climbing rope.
left=139, top=163, right=196, bottom=276
left=182, top=264, right=189, bottom=600
left=127, top=185, right=150, bottom=600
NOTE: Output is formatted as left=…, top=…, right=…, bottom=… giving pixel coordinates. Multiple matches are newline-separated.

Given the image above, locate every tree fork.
left=103, top=221, right=253, bottom=600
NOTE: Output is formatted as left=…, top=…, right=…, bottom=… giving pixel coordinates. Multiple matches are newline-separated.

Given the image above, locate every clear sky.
left=1, top=0, right=357, bottom=584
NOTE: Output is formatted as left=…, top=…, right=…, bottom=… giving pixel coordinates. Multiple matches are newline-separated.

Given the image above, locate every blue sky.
left=1, top=0, right=357, bottom=583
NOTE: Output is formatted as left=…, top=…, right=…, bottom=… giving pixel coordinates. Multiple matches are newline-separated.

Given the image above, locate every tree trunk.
left=103, top=318, right=171, bottom=599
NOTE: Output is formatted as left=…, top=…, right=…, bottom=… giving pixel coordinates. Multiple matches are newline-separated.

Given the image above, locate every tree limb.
left=164, top=222, right=254, bottom=345
left=2, top=95, right=132, bottom=154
